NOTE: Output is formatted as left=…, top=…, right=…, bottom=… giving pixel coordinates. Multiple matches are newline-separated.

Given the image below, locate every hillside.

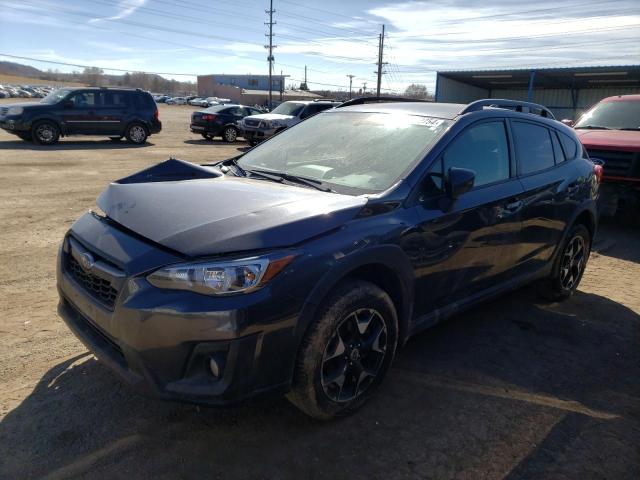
left=0, top=61, right=194, bottom=94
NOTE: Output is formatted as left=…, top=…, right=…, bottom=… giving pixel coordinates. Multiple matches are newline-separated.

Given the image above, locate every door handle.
left=567, top=184, right=579, bottom=194
left=504, top=200, right=523, bottom=212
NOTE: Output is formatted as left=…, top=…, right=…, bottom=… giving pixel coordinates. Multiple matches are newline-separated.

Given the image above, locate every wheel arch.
left=296, top=245, right=415, bottom=348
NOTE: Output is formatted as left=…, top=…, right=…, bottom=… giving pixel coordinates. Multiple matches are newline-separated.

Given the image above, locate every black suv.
left=57, top=98, right=600, bottom=419
left=0, top=87, right=161, bottom=145
left=190, top=104, right=263, bottom=142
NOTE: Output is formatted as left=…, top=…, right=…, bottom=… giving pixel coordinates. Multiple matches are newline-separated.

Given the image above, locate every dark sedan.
left=190, top=104, right=262, bottom=142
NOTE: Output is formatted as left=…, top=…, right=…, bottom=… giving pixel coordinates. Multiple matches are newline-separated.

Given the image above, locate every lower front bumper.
left=57, top=293, right=288, bottom=405
left=0, top=119, right=30, bottom=133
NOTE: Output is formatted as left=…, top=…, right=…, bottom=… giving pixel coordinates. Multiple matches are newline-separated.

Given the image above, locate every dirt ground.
left=0, top=100, right=638, bottom=480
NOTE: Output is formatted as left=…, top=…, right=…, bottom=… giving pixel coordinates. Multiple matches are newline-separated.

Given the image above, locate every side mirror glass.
left=561, top=119, right=574, bottom=127
left=446, top=167, right=475, bottom=199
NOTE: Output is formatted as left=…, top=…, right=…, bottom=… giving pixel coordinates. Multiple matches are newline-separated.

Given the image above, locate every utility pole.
left=375, top=24, right=386, bottom=96
left=265, top=0, right=276, bottom=109
left=347, top=74, right=355, bottom=99
left=280, top=69, right=283, bottom=101
left=362, top=82, right=367, bottom=94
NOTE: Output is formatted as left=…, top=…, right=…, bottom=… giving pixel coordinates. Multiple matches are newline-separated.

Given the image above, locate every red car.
left=572, top=94, right=640, bottom=216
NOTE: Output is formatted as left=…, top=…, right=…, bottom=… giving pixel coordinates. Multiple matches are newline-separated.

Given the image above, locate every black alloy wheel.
left=321, top=308, right=388, bottom=402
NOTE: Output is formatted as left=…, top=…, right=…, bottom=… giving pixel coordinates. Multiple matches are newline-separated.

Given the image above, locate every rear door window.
left=442, top=121, right=510, bottom=187
left=69, top=92, right=96, bottom=108
left=512, top=121, right=555, bottom=175
left=101, top=91, right=129, bottom=108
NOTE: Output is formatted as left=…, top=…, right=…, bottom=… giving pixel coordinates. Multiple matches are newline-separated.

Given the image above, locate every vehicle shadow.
left=183, top=139, right=248, bottom=146
left=1, top=289, right=638, bottom=479
left=594, top=220, right=640, bottom=264
left=0, top=139, right=154, bottom=150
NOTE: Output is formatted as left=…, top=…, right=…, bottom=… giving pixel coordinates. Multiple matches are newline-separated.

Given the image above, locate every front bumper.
left=0, top=117, right=30, bottom=133
left=241, top=124, right=278, bottom=141
left=56, top=213, right=302, bottom=405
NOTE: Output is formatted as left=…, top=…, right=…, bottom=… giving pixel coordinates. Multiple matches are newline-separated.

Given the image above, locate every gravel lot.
left=0, top=100, right=638, bottom=479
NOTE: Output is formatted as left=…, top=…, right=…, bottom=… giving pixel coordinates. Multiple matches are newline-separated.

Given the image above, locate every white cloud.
left=89, top=0, right=147, bottom=23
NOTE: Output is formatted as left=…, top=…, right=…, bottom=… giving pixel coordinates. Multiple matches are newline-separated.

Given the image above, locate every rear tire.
left=31, top=120, right=60, bottom=145
left=222, top=126, right=238, bottom=143
left=286, top=280, right=398, bottom=420
left=125, top=123, right=148, bottom=144
left=540, top=224, right=591, bottom=301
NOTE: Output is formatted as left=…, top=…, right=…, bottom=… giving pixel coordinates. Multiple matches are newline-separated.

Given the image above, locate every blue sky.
left=1, top=0, right=639, bottom=93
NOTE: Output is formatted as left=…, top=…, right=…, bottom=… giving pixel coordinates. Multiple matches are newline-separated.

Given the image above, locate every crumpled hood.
left=97, top=162, right=366, bottom=257
left=575, top=129, right=640, bottom=152
left=244, top=113, right=294, bottom=122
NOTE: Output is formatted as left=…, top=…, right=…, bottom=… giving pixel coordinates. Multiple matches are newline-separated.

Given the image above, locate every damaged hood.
left=97, top=159, right=366, bottom=256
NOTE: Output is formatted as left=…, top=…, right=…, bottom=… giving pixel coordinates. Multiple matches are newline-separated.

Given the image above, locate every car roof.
left=601, top=94, right=640, bottom=102
left=335, top=102, right=466, bottom=119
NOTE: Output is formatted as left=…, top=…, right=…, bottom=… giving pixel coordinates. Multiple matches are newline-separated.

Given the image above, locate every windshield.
left=40, top=88, right=72, bottom=104
left=238, top=111, right=451, bottom=194
left=575, top=100, right=640, bottom=130
left=271, top=102, right=305, bottom=116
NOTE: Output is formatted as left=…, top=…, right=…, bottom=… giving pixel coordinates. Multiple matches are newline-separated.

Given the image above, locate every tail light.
left=591, top=158, right=604, bottom=183
left=202, top=114, right=217, bottom=121
left=154, top=109, right=159, bottom=121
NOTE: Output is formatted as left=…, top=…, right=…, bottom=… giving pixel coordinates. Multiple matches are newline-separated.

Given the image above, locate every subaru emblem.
left=79, top=252, right=95, bottom=271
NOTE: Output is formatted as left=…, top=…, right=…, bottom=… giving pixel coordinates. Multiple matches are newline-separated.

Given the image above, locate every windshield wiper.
left=279, top=173, right=335, bottom=192
left=246, top=169, right=334, bottom=192
left=575, top=125, right=611, bottom=130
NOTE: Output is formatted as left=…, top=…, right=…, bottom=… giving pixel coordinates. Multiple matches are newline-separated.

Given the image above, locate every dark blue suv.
left=0, top=87, right=161, bottom=145
left=56, top=98, right=600, bottom=419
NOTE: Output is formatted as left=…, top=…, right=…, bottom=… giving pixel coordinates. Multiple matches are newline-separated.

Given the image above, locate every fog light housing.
left=209, top=357, right=221, bottom=378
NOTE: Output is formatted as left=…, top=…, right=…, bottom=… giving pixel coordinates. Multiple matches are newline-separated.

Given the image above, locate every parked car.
left=569, top=94, right=640, bottom=216
left=0, top=87, right=161, bottom=145
left=56, top=98, right=600, bottom=419
left=166, top=97, right=187, bottom=105
left=188, top=97, right=207, bottom=107
left=190, top=104, right=263, bottom=142
left=241, top=99, right=340, bottom=145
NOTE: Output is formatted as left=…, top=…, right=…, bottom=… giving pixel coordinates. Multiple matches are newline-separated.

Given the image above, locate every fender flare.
left=295, top=244, right=415, bottom=345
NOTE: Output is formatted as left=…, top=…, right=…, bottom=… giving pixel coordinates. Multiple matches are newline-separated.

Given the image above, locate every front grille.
left=587, top=149, right=638, bottom=178
left=67, top=255, right=119, bottom=308
left=244, top=119, right=260, bottom=127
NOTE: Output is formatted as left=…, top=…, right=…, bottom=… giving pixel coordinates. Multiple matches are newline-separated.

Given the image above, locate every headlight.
left=7, top=106, right=23, bottom=116
left=147, top=255, right=295, bottom=296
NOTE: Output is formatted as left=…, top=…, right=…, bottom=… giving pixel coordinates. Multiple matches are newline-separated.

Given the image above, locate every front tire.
left=540, top=224, right=591, bottom=300
left=222, top=126, right=238, bottom=143
left=125, top=123, right=148, bottom=144
left=31, top=121, right=60, bottom=145
left=287, top=280, right=398, bottom=420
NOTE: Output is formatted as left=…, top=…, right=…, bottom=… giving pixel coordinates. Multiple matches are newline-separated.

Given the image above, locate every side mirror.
left=446, top=167, right=475, bottom=199
left=561, top=119, right=574, bottom=127
left=63, top=100, right=74, bottom=109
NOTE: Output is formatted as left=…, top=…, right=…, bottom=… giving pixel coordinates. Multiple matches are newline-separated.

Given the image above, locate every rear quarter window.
left=513, top=121, right=555, bottom=175
left=559, top=132, right=578, bottom=159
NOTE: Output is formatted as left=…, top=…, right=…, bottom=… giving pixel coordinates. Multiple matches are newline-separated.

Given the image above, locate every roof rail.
left=461, top=99, right=555, bottom=119
left=336, top=95, right=427, bottom=108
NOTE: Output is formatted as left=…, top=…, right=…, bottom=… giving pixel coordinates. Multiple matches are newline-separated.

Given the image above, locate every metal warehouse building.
left=435, top=65, right=640, bottom=120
